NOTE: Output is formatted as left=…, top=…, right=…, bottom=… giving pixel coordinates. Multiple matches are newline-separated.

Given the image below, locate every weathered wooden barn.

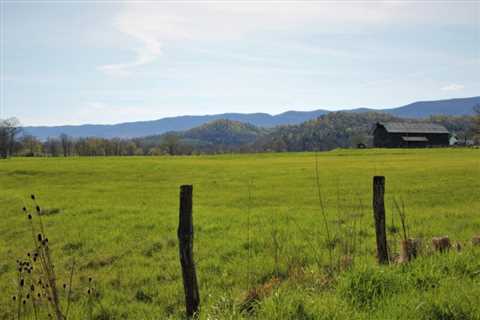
left=373, top=122, right=450, bottom=148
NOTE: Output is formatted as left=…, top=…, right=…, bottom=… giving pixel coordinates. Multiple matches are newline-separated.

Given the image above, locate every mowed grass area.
left=1, top=148, right=480, bottom=319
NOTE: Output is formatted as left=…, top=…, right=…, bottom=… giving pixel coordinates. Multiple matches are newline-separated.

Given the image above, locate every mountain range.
left=23, top=96, right=480, bottom=140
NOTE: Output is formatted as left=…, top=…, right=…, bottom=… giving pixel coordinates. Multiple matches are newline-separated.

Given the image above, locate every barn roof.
left=378, top=122, right=449, bottom=134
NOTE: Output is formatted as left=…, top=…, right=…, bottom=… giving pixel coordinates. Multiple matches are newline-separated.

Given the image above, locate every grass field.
left=1, top=148, right=480, bottom=319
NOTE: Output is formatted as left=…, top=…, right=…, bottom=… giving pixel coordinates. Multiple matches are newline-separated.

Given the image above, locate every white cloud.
left=98, top=1, right=479, bottom=77
left=97, top=26, right=162, bottom=77
left=441, top=84, right=465, bottom=92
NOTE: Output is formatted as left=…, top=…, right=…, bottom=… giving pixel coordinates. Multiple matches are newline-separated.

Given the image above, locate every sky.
left=1, top=1, right=479, bottom=126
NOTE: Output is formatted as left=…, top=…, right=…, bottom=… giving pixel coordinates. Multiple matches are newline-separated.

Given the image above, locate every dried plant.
left=246, top=179, right=253, bottom=292
left=393, top=197, right=409, bottom=242
left=314, top=152, right=334, bottom=274
left=270, top=222, right=281, bottom=278
left=11, top=195, right=97, bottom=320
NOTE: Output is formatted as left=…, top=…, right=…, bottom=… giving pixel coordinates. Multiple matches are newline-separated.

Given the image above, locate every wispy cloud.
left=98, top=2, right=478, bottom=77
left=441, top=84, right=465, bottom=92
left=97, top=28, right=162, bottom=77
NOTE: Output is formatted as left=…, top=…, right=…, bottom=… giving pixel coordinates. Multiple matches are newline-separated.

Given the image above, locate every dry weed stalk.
left=239, top=277, right=281, bottom=314
left=246, top=180, right=253, bottom=292
left=314, top=152, right=334, bottom=274
left=392, top=198, right=421, bottom=263
left=11, top=195, right=96, bottom=320
left=393, top=198, right=409, bottom=242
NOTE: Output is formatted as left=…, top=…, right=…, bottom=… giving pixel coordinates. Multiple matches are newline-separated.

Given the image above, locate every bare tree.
left=59, top=133, right=72, bottom=157
left=44, top=137, right=62, bottom=157
left=21, top=134, right=42, bottom=156
left=474, top=104, right=480, bottom=143
left=0, top=118, right=21, bottom=159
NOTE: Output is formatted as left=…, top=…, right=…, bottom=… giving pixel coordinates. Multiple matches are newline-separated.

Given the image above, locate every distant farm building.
left=373, top=122, right=450, bottom=148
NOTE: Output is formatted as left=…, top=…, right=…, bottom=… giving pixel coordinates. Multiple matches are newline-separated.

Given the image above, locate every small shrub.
left=338, top=267, right=402, bottom=309
left=135, top=289, right=153, bottom=303
left=412, top=273, right=440, bottom=291
left=422, top=303, right=472, bottom=320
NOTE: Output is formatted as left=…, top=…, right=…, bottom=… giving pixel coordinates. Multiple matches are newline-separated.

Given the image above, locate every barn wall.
left=373, top=127, right=390, bottom=147
left=425, top=133, right=450, bottom=146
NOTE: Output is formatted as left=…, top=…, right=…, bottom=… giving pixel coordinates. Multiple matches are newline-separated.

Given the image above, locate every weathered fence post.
left=178, top=185, right=200, bottom=317
left=373, top=176, right=389, bottom=264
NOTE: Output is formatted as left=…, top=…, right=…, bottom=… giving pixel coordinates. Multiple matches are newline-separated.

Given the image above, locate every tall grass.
left=1, top=149, right=479, bottom=318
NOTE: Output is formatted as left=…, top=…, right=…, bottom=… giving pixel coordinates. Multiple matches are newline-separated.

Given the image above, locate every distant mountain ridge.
left=23, top=96, right=480, bottom=140
left=351, top=96, right=480, bottom=118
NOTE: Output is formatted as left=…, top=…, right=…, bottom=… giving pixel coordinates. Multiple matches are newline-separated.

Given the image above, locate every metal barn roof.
left=402, top=136, right=429, bottom=142
left=379, top=122, right=449, bottom=134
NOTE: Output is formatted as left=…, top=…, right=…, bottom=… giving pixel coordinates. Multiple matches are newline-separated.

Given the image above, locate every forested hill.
left=138, top=119, right=267, bottom=154
left=254, top=112, right=397, bottom=152
left=253, top=112, right=475, bottom=152
left=183, top=119, right=266, bottom=145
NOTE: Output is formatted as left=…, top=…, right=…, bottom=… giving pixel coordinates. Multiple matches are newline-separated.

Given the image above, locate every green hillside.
left=184, top=119, right=265, bottom=146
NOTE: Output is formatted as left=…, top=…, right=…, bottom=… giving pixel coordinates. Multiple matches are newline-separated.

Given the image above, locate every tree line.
left=1, top=108, right=480, bottom=158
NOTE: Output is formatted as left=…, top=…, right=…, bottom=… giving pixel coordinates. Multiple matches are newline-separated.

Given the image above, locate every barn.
left=373, top=122, right=450, bottom=148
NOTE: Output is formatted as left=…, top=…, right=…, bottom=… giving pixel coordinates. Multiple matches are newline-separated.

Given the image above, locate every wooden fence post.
left=373, top=176, right=389, bottom=264
left=178, top=185, right=200, bottom=317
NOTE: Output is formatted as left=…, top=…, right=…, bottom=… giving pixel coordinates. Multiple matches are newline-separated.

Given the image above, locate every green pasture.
left=0, top=148, right=479, bottom=319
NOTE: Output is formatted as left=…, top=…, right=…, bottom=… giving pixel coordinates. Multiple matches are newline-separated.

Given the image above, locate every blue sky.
left=1, top=1, right=479, bottom=126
